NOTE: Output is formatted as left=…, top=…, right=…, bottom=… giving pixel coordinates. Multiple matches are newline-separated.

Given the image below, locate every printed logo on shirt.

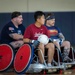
left=34, top=32, right=43, bottom=37
left=48, top=29, right=58, bottom=36
left=18, top=30, right=22, bottom=35
left=9, top=27, right=14, bottom=31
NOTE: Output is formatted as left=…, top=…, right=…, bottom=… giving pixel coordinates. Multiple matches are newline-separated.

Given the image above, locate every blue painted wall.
left=0, top=12, right=75, bottom=45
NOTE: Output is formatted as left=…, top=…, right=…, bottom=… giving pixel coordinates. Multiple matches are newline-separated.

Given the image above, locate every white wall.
left=28, top=0, right=75, bottom=12
left=0, top=0, right=28, bottom=12
left=0, top=0, right=75, bottom=12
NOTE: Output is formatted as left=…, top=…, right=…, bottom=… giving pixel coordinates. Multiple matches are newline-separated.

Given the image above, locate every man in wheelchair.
left=45, top=13, right=71, bottom=62
left=23, top=11, right=55, bottom=67
left=0, top=11, right=25, bottom=49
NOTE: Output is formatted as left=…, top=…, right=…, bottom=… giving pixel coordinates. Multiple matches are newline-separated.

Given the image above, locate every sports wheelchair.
left=0, top=43, right=75, bottom=74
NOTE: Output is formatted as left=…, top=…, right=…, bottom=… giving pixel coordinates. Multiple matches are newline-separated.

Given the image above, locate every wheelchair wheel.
left=0, top=44, right=14, bottom=71
left=14, top=44, right=34, bottom=74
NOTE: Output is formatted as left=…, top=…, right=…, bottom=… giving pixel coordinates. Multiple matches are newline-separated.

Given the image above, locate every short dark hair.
left=11, top=11, right=22, bottom=19
left=34, top=11, right=45, bottom=21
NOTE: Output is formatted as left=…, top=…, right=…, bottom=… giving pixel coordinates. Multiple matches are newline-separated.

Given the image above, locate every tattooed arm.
left=9, top=33, right=23, bottom=40
left=58, top=33, right=65, bottom=41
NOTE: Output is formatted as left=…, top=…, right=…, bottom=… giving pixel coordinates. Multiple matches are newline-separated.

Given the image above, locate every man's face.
left=47, top=18, right=55, bottom=26
left=38, top=15, right=45, bottom=25
left=16, top=15, right=23, bottom=25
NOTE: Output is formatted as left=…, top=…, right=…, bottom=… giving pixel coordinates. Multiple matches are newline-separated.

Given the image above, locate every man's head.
left=34, top=11, right=45, bottom=25
left=46, top=13, right=55, bottom=26
left=11, top=11, right=23, bottom=25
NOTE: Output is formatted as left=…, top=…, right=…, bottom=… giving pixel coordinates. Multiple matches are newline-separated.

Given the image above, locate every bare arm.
left=9, top=33, right=23, bottom=40
left=23, top=38, right=34, bottom=43
left=23, top=38, right=31, bottom=43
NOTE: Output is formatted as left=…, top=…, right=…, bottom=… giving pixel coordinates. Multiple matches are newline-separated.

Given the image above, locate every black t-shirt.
left=1, top=21, right=25, bottom=44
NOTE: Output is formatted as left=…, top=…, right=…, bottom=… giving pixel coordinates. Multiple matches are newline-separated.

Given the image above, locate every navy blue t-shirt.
left=45, top=25, right=61, bottom=39
left=1, top=21, right=25, bottom=44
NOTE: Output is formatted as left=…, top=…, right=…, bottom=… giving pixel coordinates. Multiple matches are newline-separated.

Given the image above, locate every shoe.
left=47, top=63, right=52, bottom=67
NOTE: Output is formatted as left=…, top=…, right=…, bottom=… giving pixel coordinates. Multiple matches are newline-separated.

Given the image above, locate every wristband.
left=30, top=40, right=35, bottom=43
left=32, top=40, right=35, bottom=43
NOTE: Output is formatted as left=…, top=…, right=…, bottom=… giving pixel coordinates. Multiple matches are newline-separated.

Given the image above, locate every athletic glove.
left=31, top=40, right=40, bottom=48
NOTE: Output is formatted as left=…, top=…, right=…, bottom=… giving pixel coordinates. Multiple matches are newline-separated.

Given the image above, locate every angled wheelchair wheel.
left=0, top=44, right=14, bottom=71
left=14, top=44, right=34, bottom=74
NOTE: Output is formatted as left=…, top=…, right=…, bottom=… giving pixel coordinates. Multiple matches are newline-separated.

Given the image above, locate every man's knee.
left=46, top=43, right=54, bottom=49
left=63, top=41, right=70, bottom=46
left=54, top=41, right=60, bottom=47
